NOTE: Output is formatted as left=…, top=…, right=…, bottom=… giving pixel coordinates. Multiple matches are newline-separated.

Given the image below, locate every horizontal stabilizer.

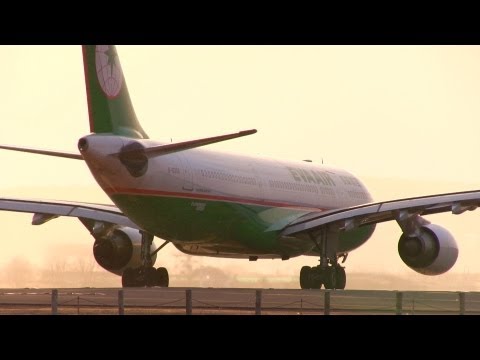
left=114, top=129, right=257, bottom=158
left=0, top=145, right=83, bottom=160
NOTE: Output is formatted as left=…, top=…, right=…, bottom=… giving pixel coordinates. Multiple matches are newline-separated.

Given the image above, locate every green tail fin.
left=82, top=45, right=148, bottom=139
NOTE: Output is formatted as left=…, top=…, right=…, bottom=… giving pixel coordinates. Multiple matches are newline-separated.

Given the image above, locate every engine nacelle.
left=93, top=227, right=157, bottom=275
left=398, top=224, right=458, bottom=275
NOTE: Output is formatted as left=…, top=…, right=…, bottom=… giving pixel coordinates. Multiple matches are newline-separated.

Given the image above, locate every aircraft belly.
left=110, top=193, right=311, bottom=257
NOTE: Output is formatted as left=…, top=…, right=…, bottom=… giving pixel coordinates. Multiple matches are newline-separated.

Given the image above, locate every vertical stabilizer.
left=82, top=45, right=148, bottom=139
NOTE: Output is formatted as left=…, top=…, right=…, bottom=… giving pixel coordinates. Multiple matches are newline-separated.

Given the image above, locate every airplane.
left=0, top=45, right=479, bottom=289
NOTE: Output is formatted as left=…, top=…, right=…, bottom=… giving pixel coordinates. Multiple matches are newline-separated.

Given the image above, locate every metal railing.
left=0, top=288, right=477, bottom=315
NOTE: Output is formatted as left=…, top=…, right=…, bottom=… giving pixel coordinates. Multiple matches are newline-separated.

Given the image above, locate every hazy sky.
left=1, top=46, right=480, bottom=286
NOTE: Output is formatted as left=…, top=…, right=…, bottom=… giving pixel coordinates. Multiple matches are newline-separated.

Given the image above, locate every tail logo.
left=95, top=45, right=124, bottom=98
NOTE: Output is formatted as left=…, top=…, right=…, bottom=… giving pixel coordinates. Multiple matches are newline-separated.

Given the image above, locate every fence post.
left=118, top=289, right=124, bottom=315
left=459, top=292, right=466, bottom=315
left=255, top=290, right=262, bottom=315
left=186, top=289, right=192, bottom=315
left=396, top=291, right=403, bottom=315
left=324, top=291, right=330, bottom=315
left=51, top=289, right=58, bottom=315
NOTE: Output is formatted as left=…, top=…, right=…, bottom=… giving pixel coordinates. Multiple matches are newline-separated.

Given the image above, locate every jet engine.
left=398, top=224, right=458, bottom=275
left=93, top=226, right=157, bottom=275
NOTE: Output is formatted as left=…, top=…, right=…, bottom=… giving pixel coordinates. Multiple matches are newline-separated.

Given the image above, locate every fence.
left=0, top=288, right=478, bottom=315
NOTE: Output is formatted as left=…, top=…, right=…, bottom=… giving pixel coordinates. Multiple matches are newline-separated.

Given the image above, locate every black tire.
left=122, top=268, right=136, bottom=287
left=145, top=267, right=158, bottom=287
left=323, top=267, right=336, bottom=290
left=310, top=271, right=323, bottom=290
left=335, top=266, right=346, bottom=289
left=156, top=267, right=169, bottom=287
left=300, top=266, right=312, bottom=289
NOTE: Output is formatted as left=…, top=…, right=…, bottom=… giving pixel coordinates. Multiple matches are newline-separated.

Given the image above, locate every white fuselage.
left=82, top=135, right=373, bottom=212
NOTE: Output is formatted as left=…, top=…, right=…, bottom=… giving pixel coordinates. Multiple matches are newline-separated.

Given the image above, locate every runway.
left=0, top=288, right=478, bottom=314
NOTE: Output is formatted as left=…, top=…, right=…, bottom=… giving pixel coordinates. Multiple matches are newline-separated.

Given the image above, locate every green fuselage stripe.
left=110, top=192, right=374, bottom=258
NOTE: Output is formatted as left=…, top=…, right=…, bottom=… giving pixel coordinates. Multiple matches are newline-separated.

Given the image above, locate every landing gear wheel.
left=323, top=266, right=336, bottom=290
left=335, top=266, right=346, bottom=290
left=310, top=271, right=323, bottom=290
left=323, top=266, right=346, bottom=290
left=300, top=266, right=312, bottom=289
left=145, top=267, right=158, bottom=287
left=156, top=267, right=169, bottom=287
left=122, top=268, right=136, bottom=287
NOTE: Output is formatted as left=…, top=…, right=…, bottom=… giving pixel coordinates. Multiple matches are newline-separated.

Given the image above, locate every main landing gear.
left=122, top=232, right=170, bottom=288
left=299, top=227, right=347, bottom=290
left=300, top=263, right=346, bottom=290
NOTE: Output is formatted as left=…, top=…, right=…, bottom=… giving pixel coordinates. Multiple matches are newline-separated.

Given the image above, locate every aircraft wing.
left=0, top=197, right=141, bottom=229
left=282, top=189, right=480, bottom=236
